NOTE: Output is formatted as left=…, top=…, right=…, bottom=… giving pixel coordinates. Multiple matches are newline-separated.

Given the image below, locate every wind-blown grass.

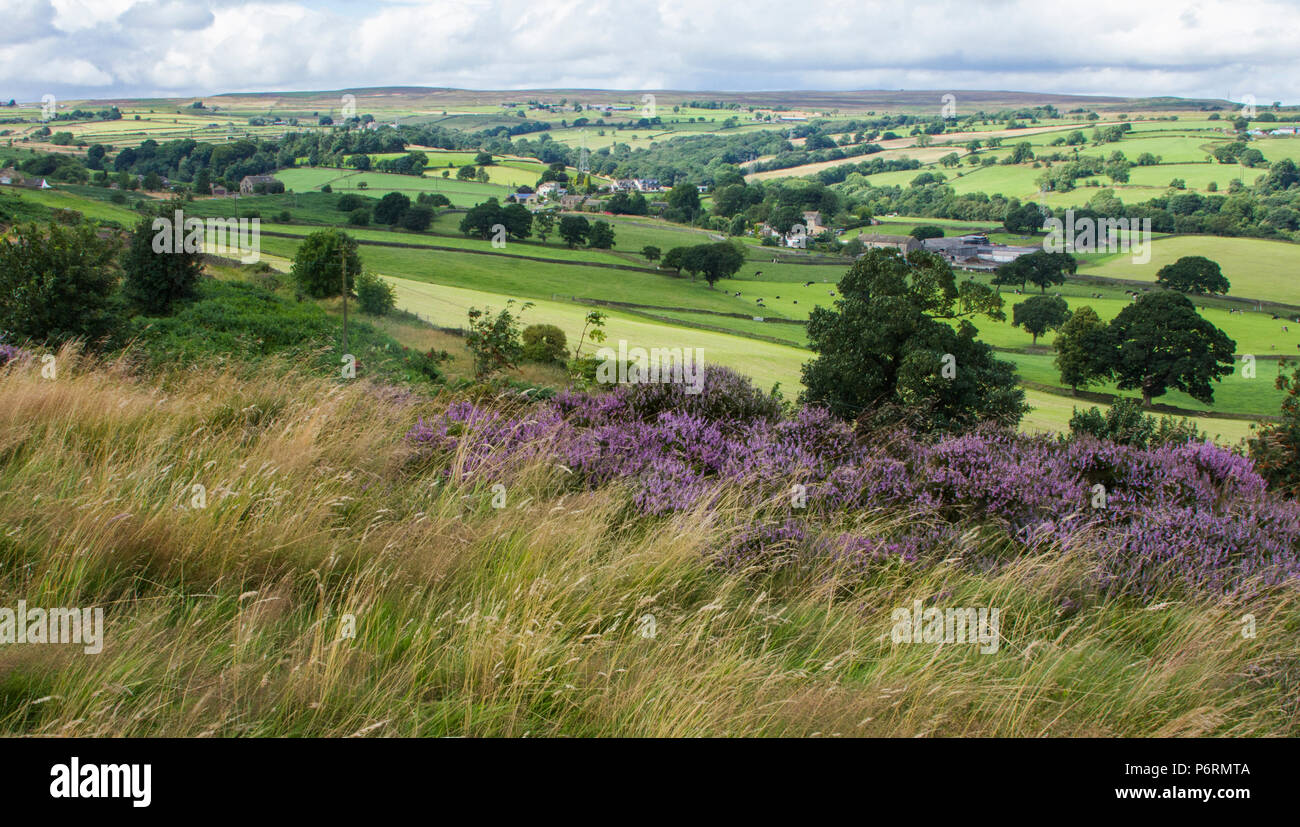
left=0, top=349, right=1296, bottom=737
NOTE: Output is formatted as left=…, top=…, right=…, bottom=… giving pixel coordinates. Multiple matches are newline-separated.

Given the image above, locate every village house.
left=211, top=185, right=229, bottom=196
left=239, top=174, right=278, bottom=194
left=802, top=211, right=824, bottom=234
left=559, top=194, right=588, bottom=209
left=536, top=181, right=567, bottom=198
left=510, top=191, right=538, bottom=206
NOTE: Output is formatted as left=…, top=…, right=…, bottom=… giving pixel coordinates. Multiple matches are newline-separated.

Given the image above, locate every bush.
left=521, top=324, right=567, bottom=364
left=1248, top=361, right=1300, bottom=498
left=465, top=301, right=531, bottom=379
left=403, top=347, right=449, bottom=383
left=348, top=208, right=370, bottom=226
left=0, top=222, right=122, bottom=346
left=355, top=271, right=396, bottom=316
left=337, top=194, right=365, bottom=212
left=291, top=229, right=361, bottom=299
left=618, top=364, right=784, bottom=431
left=399, top=205, right=433, bottom=231
left=1068, top=397, right=1206, bottom=449
left=250, top=269, right=281, bottom=293
left=127, top=279, right=439, bottom=387
left=120, top=208, right=204, bottom=315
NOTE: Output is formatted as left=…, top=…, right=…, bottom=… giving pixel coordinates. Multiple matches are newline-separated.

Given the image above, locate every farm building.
left=922, top=235, right=1037, bottom=270
left=239, top=174, right=278, bottom=194
left=859, top=234, right=922, bottom=254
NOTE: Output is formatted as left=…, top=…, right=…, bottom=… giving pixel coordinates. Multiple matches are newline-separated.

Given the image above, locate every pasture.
left=1081, top=235, right=1300, bottom=305
left=274, top=168, right=513, bottom=206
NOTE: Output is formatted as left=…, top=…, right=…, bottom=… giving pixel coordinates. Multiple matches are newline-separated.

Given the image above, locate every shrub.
left=291, top=229, right=361, bottom=299
left=399, top=205, right=434, bottom=231
left=403, top=347, right=449, bottom=383
left=0, top=222, right=122, bottom=346
left=465, top=301, right=531, bottom=379
left=121, top=208, right=202, bottom=314
left=337, top=194, right=365, bottom=212
left=617, top=364, right=784, bottom=431
left=521, top=324, right=568, bottom=364
left=407, top=387, right=1298, bottom=595
left=348, top=208, right=370, bottom=226
left=355, top=271, right=396, bottom=316
left=1248, top=361, right=1300, bottom=498
left=1068, top=397, right=1206, bottom=449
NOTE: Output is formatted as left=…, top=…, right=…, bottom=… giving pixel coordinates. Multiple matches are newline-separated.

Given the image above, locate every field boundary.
left=1019, top=380, right=1281, bottom=423
left=258, top=229, right=666, bottom=274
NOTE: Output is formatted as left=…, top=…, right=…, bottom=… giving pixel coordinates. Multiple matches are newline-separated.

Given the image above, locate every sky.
left=3, top=0, right=1300, bottom=104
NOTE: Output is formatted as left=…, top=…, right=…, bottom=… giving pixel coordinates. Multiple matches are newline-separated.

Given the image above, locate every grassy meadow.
left=1, top=348, right=1294, bottom=737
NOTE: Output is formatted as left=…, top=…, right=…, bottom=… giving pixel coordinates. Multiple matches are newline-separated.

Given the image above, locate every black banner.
left=0, top=737, right=1282, bottom=815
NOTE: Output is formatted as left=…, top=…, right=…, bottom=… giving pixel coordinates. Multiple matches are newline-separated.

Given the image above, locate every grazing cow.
left=754, top=271, right=763, bottom=278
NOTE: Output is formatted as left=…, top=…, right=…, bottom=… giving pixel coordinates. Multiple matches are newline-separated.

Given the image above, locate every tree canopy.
left=1053, top=305, right=1112, bottom=393
left=1155, top=255, right=1230, bottom=295
left=1109, top=291, right=1236, bottom=406
left=291, top=229, right=362, bottom=299
left=800, top=248, right=1025, bottom=432
left=1012, top=294, right=1070, bottom=344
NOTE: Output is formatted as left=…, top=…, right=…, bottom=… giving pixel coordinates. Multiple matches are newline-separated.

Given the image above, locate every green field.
left=381, top=274, right=1260, bottom=442
left=1, top=185, right=144, bottom=225
left=1081, top=235, right=1300, bottom=305
left=274, top=168, right=513, bottom=205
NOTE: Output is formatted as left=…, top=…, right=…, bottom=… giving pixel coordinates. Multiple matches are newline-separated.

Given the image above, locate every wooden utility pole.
left=340, top=246, right=349, bottom=353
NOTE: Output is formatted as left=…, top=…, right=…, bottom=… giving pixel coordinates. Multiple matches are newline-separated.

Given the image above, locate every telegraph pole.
left=340, top=246, right=349, bottom=353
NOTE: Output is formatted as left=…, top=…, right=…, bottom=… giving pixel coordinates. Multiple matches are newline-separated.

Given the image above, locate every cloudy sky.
left=4, top=0, right=1300, bottom=103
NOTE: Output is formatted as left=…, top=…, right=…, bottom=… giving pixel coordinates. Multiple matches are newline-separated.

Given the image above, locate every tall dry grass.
left=0, top=347, right=1296, bottom=736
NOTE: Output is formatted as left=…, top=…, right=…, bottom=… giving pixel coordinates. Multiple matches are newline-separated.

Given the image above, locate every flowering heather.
left=0, top=344, right=32, bottom=367
left=407, top=367, right=1300, bottom=597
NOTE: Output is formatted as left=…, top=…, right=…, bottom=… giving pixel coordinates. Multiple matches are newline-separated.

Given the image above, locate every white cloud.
left=1, top=0, right=1298, bottom=102
left=0, top=0, right=59, bottom=45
